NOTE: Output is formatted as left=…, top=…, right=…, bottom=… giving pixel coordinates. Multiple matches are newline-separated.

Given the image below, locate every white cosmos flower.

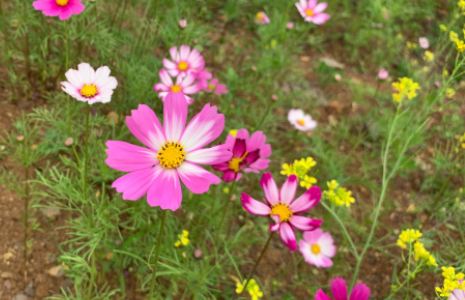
left=288, top=109, right=317, bottom=131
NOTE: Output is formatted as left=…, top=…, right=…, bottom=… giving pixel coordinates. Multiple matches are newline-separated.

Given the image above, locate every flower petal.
left=77, top=63, right=95, bottom=84
left=185, top=144, right=232, bottom=165
left=280, top=175, right=298, bottom=205
left=312, top=13, right=330, bottom=25
left=179, top=45, right=190, bottom=60
left=331, top=278, right=348, bottom=300
left=289, top=186, right=321, bottom=213
left=126, top=104, right=166, bottom=151
left=163, top=91, right=188, bottom=142
left=240, top=193, right=271, bottom=216
left=270, top=215, right=280, bottom=231
left=159, top=68, right=173, bottom=86
left=315, top=290, right=333, bottom=300
left=303, top=228, right=323, bottom=243
left=222, top=169, right=238, bottom=182
left=65, top=69, right=83, bottom=88
left=289, top=215, right=323, bottom=231
left=349, top=284, right=370, bottom=300
left=111, top=168, right=157, bottom=200
left=105, top=141, right=157, bottom=172
left=260, top=172, right=279, bottom=205
left=233, top=138, right=247, bottom=158
left=313, top=2, right=327, bottom=13
left=146, top=168, right=182, bottom=211
left=279, top=222, right=297, bottom=251
left=177, top=162, right=221, bottom=194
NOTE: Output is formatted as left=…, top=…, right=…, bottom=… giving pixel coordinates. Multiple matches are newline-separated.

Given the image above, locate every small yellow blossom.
left=270, top=39, right=277, bottom=49
left=236, top=279, right=263, bottom=300
left=392, top=77, right=420, bottom=103
left=396, top=229, right=422, bottom=249
left=229, top=129, right=238, bottom=137
left=423, top=51, right=434, bottom=62
left=446, top=88, right=456, bottom=98
left=174, top=230, right=190, bottom=247
left=459, top=133, right=465, bottom=148
left=451, top=31, right=459, bottom=42
left=323, top=180, right=356, bottom=207
left=440, top=24, right=447, bottom=32
left=413, top=241, right=437, bottom=266
left=456, top=40, right=465, bottom=52
left=407, top=42, right=417, bottom=49
left=301, top=175, right=317, bottom=189
left=459, top=0, right=465, bottom=10
left=444, top=69, right=449, bottom=76
left=223, top=187, right=230, bottom=194
left=281, top=157, right=317, bottom=184
left=436, top=267, right=465, bottom=297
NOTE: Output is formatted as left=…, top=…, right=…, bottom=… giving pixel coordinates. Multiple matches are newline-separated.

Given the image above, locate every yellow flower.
left=270, top=39, right=277, bottom=49
left=406, top=41, right=417, bottom=49
left=444, top=69, right=449, bottom=76
left=236, top=279, right=263, bottom=299
left=337, top=188, right=355, bottom=207
left=423, top=51, right=434, bottom=62
left=327, top=180, right=339, bottom=191
left=460, top=133, right=465, bottom=148
left=396, top=229, right=422, bottom=249
left=229, top=129, right=238, bottom=137
left=440, top=24, right=447, bottom=31
left=450, top=31, right=459, bottom=42
left=174, top=230, right=190, bottom=247
left=223, top=187, right=230, bottom=194
left=323, top=180, right=356, bottom=207
left=413, top=241, right=437, bottom=266
left=456, top=40, right=465, bottom=52
left=301, top=175, right=317, bottom=189
left=281, top=157, right=317, bottom=182
left=392, top=77, right=420, bottom=103
left=446, top=88, right=456, bottom=98
left=459, top=0, right=465, bottom=10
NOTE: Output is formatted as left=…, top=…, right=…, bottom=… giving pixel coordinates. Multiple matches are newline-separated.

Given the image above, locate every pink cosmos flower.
left=288, top=109, right=317, bottom=131
left=199, top=78, right=228, bottom=95
left=296, top=0, right=330, bottom=25
left=419, top=37, right=430, bottom=49
left=315, top=278, right=370, bottom=300
left=240, top=173, right=323, bottom=251
left=179, top=19, right=187, bottom=28
left=61, top=63, right=118, bottom=105
left=378, top=69, right=388, bottom=80
left=154, top=69, right=200, bottom=104
left=255, top=12, right=270, bottom=24
left=449, top=289, right=465, bottom=300
left=271, top=94, right=278, bottom=101
left=299, top=228, right=336, bottom=268
left=287, top=22, right=295, bottom=29
left=33, top=0, right=85, bottom=20
left=212, top=129, right=271, bottom=182
left=162, top=45, right=205, bottom=78
left=106, top=91, right=232, bottom=211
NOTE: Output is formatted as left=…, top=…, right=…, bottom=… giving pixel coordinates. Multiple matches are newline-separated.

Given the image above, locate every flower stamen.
left=311, top=244, right=321, bottom=254
left=80, top=84, right=98, bottom=98
left=157, top=141, right=186, bottom=169
left=171, top=85, right=182, bottom=93
left=297, top=119, right=305, bottom=126
left=270, top=203, right=293, bottom=222
left=56, top=0, right=69, bottom=6
left=178, top=62, right=189, bottom=71
left=305, top=9, right=314, bottom=16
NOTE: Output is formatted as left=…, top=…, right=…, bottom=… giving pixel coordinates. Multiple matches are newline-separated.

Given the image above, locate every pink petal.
left=331, top=278, right=348, bottom=300
left=169, top=46, right=179, bottom=61
left=289, top=215, right=322, bottom=231
left=303, top=228, right=323, bottom=243
left=187, top=49, right=201, bottom=63
left=319, top=233, right=336, bottom=257
left=289, top=186, right=321, bottom=213
left=279, top=222, right=297, bottom=251
left=211, top=162, right=230, bottom=172
left=180, top=104, right=224, bottom=151
left=180, top=73, right=196, bottom=88
left=146, top=169, right=182, bottom=211
left=159, top=68, right=173, bottom=86
left=222, top=169, right=238, bottom=182
left=111, top=168, right=158, bottom=200
left=280, top=175, right=298, bottom=205
left=177, top=162, right=221, bottom=194
left=94, top=66, right=111, bottom=86
left=59, top=7, right=75, bottom=20
left=163, top=58, right=177, bottom=71
left=154, top=83, right=169, bottom=92
left=315, top=290, right=333, bottom=300
left=182, top=84, right=200, bottom=95
left=163, top=91, right=188, bottom=141
left=308, top=0, right=317, bottom=8
left=33, top=0, right=55, bottom=11
left=240, top=193, right=271, bottom=216
left=235, top=128, right=249, bottom=140
left=313, top=2, right=327, bottom=13
left=105, top=141, right=157, bottom=172
left=349, top=284, right=370, bottom=300
left=247, top=131, right=267, bottom=152
left=77, top=63, right=95, bottom=84
left=295, top=2, right=306, bottom=18
left=312, top=13, right=330, bottom=25
left=185, top=144, right=232, bottom=165
left=126, top=104, right=166, bottom=151
left=260, top=172, right=279, bottom=205
left=270, top=215, right=280, bottom=231
left=71, top=2, right=85, bottom=15
left=233, top=139, right=247, bottom=158
left=179, top=45, right=190, bottom=60
left=65, top=69, right=83, bottom=88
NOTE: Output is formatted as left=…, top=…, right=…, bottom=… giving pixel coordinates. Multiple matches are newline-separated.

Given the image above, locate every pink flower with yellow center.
left=212, top=129, right=271, bottom=182
left=254, top=12, right=270, bottom=24
left=315, top=278, right=370, bottom=300
left=33, top=0, right=85, bottom=20
left=299, top=228, right=336, bottom=268
left=162, top=45, right=205, bottom=78
left=200, top=78, right=228, bottom=95
left=61, top=63, right=118, bottom=104
left=295, top=0, right=330, bottom=25
left=154, top=69, right=200, bottom=104
left=288, top=109, right=317, bottom=131
left=240, top=173, right=323, bottom=251
left=105, top=91, right=232, bottom=211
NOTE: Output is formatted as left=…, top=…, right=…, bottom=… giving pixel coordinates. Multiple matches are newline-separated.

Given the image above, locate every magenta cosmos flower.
left=450, top=290, right=465, bottom=300
left=315, top=278, right=370, bottom=300
left=33, top=0, right=85, bottom=20
left=240, top=173, right=323, bottom=251
left=296, top=0, right=330, bottom=25
left=200, top=78, right=228, bottom=95
left=212, top=129, right=271, bottom=182
left=162, top=45, right=205, bottom=78
left=61, top=63, right=117, bottom=104
left=288, top=109, right=317, bottom=131
left=154, top=69, right=199, bottom=104
left=255, top=12, right=270, bottom=24
left=105, top=91, right=232, bottom=211
left=299, top=228, right=336, bottom=268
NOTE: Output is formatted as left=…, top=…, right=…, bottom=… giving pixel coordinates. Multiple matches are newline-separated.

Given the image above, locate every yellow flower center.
left=305, top=9, right=314, bottom=16
left=171, top=85, right=182, bottom=93
left=270, top=204, right=293, bottom=222
left=80, top=84, right=98, bottom=98
left=157, top=141, right=186, bottom=169
left=311, top=244, right=321, bottom=254
left=229, top=156, right=243, bottom=172
left=208, top=83, right=216, bottom=90
left=256, top=12, right=264, bottom=20
left=56, top=0, right=69, bottom=6
left=178, top=61, right=189, bottom=71
left=297, top=119, right=305, bottom=126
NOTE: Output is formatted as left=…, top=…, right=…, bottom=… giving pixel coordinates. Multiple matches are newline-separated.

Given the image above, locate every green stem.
left=217, top=180, right=237, bottom=238
left=86, top=252, right=96, bottom=300
left=23, top=152, right=29, bottom=270
left=84, top=105, right=90, bottom=200
left=254, top=99, right=274, bottom=131
left=148, top=209, right=168, bottom=299
left=240, top=231, right=275, bottom=295
left=66, top=21, right=71, bottom=134
left=406, top=243, right=412, bottom=299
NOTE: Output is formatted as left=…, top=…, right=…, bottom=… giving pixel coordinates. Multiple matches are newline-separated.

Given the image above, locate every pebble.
left=41, top=208, right=61, bottom=219
left=11, top=294, right=27, bottom=300
left=47, top=265, right=65, bottom=278
left=3, top=280, right=12, bottom=290
left=1, top=271, right=13, bottom=278
left=24, top=280, right=35, bottom=297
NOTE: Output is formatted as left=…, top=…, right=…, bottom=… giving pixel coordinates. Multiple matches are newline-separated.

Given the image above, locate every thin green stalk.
left=22, top=1, right=31, bottom=84
left=109, top=0, right=124, bottom=31
left=23, top=154, right=29, bottom=270
left=84, top=105, right=90, bottom=200
left=217, top=180, right=237, bottom=238
left=406, top=243, right=412, bottom=299
left=254, top=100, right=274, bottom=131
left=240, top=231, right=275, bottom=295
left=66, top=21, right=71, bottom=134
left=0, top=0, right=18, bottom=101
left=86, top=252, right=97, bottom=300
left=148, top=209, right=168, bottom=299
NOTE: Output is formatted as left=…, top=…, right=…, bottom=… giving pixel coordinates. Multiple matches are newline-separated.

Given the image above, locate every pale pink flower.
left=106, top=91, right=231, bottom=211
left=299, top=229, right=336, bottom=268
left=435, top=81, right=441, bottom=88
left=315, top=278, right=370, bottom=300
left=255, top=12, right=270, bottom=24
left=33, top=0, right=85, bottom=20
left=295, top=0, right=330, bottom=25
left=251, top=66, right=258, bottom=72
left=61, top=63, right=117, bottom=105
left=288, top=109, right=317, bottom=131
left=334, top=74, right=341, bottom=81
left=287, top=22, right=295, bottom=29
left=241, top=173, right=323, bottom=251
left=378, top=69, right=388, bottom=80
left=154, top=69, right=200, bottom=104
left=419, top=37, right=430, bottom=49
left=199, top=78, right=228, bottom=95
left=271, top=94, right=278, bottom=101
left=449, top=289, right=465, bottom=300
left=162, top=45, right=205, bottom=78
left=179, top=19, right=187, bottom=28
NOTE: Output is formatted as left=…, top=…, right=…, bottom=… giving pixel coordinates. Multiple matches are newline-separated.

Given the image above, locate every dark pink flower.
left=315, top=278, right=370, bottom=300
left=212, top=129, right=271, bottom=182
left=33, top=0, right=85, bottom=20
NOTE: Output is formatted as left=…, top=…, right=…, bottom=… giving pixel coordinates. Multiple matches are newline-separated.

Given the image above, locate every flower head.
left=424, top=51, right=434, bottom=62
left=448, top=289, right=465, bottom=300
left=396, top=229, right=422, bottom=249
left=296, top=0, right=330, bottom=25
left=392, top=77, right=420, bottom=103
left=447, top=88, right=456, bottom=98
left=162, top=45, right=205, bottom=78
left=199, top=78, right=228, bottom=95
left=240, top=173, right=323, bottom=251
left=456, top=40, right=465, bottom=52
left=287, top=22, right=295, bottom=29
left=255, top=12, right=270, bottom=24
left=419, top=37, right=430, bottom=49
left=33, top=0, right=85, bottom=20
left=450, top=31, right=459, bottom=42
left=154, top=69, right=200, bottom=104
left=61, top=63, right=118, bottom=105
left=378, top=69, right=389, bottom=80
left=315, top=278, right=370, bottom=300
left=174, top=230, right=190, bottom=247
left=299, top=228, right=336, bottom=268
left=236, top=279, right=263, bottom=300
left=281, top=157, right=317, bottom=189
left=105, top=91, right=232, bottom=211
left=436, top=267, right=465, bottom=297
left=179, top=19, right=187, bottom=28
left=288, top=109, right=317, bottom=131
left=212, top=129, right=271, bottom=182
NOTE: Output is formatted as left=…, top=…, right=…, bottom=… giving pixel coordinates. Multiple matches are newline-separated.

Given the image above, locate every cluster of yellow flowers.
left=236, top=279, right=263, bottom=300
left=323, top=180, right=355, bottom=207
left=436, top=267, right=465, bottom=297
left=406, top=41, right=418, bottom=50
left=174, top=230, right=190, bottom=247
left=281, top=157, right=317, bottom=189
left=396, top=229, right=437, bottom=266
left=460, top=133, right=465, bottom=149
left=392, top=77, right=420, bottom=103
left=449, top=29, right=465, bottom=52
left=423, top=51, right=434, bottom=62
